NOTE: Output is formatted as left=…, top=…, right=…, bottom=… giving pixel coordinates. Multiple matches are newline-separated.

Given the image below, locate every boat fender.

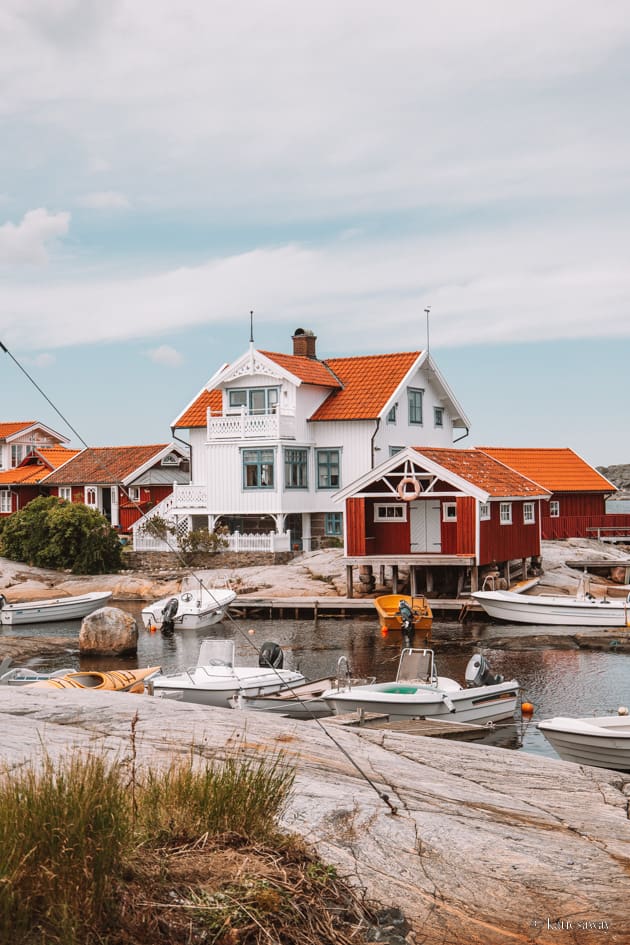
left=442, top=694, right=455, bottom=713
left=397, top=477, right=421, bottom=502
left=259, top=641, right=284, bottom=669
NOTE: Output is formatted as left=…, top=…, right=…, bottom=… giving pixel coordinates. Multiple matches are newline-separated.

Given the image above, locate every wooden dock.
left=231, top=595, right=481, bottom=620
left=323, top=711, right=493, bottom=741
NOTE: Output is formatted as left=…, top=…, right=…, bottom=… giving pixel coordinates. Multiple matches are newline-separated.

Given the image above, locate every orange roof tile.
left=259, top=350, right=342, bottom=388
left=44, top=445, right=170, bottom=485
left=0, top=422, right=37, bottom=439
left=416, top=447, right=550, bottom=498
left=310, top=352, right=420, bottom=421
left=0, top=466, right=44, bottom=485
left=0, top=448, right=79, bottom=486
left=478, top=447, right=614, bottom=493
left=36, top=447, right=80, bottom=469
left=174, top=389, right=223, bottom=429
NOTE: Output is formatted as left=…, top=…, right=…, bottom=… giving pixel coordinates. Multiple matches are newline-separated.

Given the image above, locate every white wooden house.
left=133, top=328, right=470, bottom=551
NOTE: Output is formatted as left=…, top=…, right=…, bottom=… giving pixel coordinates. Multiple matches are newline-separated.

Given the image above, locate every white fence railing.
left=132, top=528, right=291, bottom=554
left=206, top=408, right=296, bottom=441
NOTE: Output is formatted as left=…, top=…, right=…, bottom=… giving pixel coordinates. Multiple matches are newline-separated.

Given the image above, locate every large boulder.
left=79, top=606, right=138, bottom=656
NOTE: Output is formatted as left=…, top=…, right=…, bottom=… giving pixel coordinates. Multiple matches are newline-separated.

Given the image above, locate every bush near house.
left=0, top=496, right=123, bottom=574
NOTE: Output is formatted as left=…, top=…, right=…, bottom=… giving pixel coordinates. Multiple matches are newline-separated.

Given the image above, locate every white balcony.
left=206, top=407, right=296, bottom=441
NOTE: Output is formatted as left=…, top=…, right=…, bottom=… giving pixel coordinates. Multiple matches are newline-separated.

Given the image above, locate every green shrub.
left=178, top=525, right=229, bottom=557
left=0, top=496, right=123, bottom=574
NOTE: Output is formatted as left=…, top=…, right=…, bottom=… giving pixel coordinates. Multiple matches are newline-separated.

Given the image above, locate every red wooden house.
left=477, top=448, right=629, bottom=541
left=334, top=446, right=550, bottom=597
left=0, top=422, right=77, bottom=518
left=42, top=443, right=190, bottom=533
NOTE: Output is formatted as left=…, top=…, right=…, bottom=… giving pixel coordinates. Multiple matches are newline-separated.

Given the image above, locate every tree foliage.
left=0, top=497, right=123, bottom=574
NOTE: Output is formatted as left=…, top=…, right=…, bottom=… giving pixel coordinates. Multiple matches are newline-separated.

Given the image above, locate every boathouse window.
left=550, top=500, right=560, bottom=517
left=442, top=502, right=457, bottom=522
left=523, top=502, right=535, bottom=524
left=386, top=404, right=397, bottom=424
left=407, top=388, right=424, bottom=425
left=242, top=449, right=275, bottom=489
left=499, top=502, right=512, bottom=525
left=0, top=490, right=11, bottom=513
left=58, top=487, right=72, bottom=501
left=479, top=502, right=491, bottom=521
left=433, top=406, right=444, bottom=428
left=284, top=448, right=308, bottom=489
left=374, top=503, right=406, bottom=522
left=316, top=449, right=340, bottom=489
left=325, top=512, right=343, bottom=536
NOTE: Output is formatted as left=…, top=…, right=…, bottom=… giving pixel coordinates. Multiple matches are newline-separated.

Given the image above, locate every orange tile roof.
left=0, top=422, right=37, bottom=439
left=416, top=447, right=550, bottom=498
left=174, top=389, right=223, bottom=429
left=0, top=466, right=44, bottom=485
left=310, top=352, right=420, bottom=421
left=44, top=445, right=170, bottom=485
left=36, top=447, right=80, bottom=468
left=477, top=447, right=614, bottom=493
left=0, top=448, right=79, bottom=486
left=259, top=351, right=342, bottom=388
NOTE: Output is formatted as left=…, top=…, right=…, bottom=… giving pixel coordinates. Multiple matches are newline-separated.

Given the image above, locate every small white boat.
left=471, top=588, right=630, bottom=627
left=538, top=714, right=630, bottom=771
left=321, top=648, right=520, bottom=724
left=0, top=660, right=77, bottom=686
left=141, top=580, right=236, bottom=632
left=0, top=590, right=113, bottom=626
left=148, top=639, right=305, bottom=707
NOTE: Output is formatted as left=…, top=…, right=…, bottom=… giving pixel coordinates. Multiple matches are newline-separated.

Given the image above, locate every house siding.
left=478, top=501, right=541, bottom=565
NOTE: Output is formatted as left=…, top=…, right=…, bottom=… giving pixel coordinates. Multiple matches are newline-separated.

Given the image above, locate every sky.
left=0, top=0, right=628, bottom=468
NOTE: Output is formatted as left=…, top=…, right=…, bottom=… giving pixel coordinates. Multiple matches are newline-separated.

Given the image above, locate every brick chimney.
left=292, top=328, right=317, bottom=359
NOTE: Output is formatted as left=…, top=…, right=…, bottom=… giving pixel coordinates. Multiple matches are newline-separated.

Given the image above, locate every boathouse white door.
left=409, top=501, right=441, bottom=552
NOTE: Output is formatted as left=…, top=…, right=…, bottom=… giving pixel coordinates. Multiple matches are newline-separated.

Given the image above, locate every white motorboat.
left=0, top=658, right=76, bottom=686
left=537, top=714, right=630, bottom=771
left=148, top=639, right=305, bottom=707
left=321, top=648, right=520, bottom=724
left=0, top=590, right=112, bottom=626
left=471, top=588, right=630, bottom=627
left=141, top=580, right=236, bottom=632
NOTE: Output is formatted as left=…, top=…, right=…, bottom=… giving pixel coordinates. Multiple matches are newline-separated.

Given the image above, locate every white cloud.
left=146, top=345, right=183, bottom=367
left=30, top=352, right=56, bottom=367
left=0, top=209, right=70, bottom=264
left=77, top=191, right=130, bottom=210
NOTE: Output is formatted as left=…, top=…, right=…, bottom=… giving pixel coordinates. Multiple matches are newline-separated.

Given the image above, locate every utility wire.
left=0, top=339, right=399, bottom=815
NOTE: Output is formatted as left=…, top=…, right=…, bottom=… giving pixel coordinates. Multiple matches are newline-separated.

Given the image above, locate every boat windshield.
left=397, top=648, right=435, bottom=683
left=197, top=639, right=235, bottom=668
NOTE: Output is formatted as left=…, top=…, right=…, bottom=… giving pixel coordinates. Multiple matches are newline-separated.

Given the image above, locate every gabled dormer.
left=0, top=421, right=70, bottom=471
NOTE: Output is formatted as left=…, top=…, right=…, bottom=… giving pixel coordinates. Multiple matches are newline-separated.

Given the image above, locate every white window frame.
left=407, top=388, right=424, bottom=425
left=374, top=503, right=407, bottom=523
left=0, top=490, right=11, bottom=513
left=500, top=502, right=512, bottom=525
left=386, top=404, right=397, bottom=424
left=442, top=502, right=457, bottom=523
left=127, top=486, right=141, bottom=502
left=58, top=487, right=72, bottom=501
left=10, top=444, right=24, bottom=468
left=84, top=486, right=98, bottom=508
left=479, top=502, right=491, bottom=521
left=433, top=406, right=444, bottom=428
left=523, top=502, right=535, bottom=524
left=161, top=452, right=181, bottom=467
left=550, top=500, right=560, bottom=518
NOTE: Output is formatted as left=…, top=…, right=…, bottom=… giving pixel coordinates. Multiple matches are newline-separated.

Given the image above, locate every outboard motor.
left=160, top=597, right=179, bottom=635
left=465, top=653, right=504, bottom=688
left=259, top=641, right=284, bottom=669
left=0, top=594, right=5, bottom=612
left=398, top=600, right=416, bottom=649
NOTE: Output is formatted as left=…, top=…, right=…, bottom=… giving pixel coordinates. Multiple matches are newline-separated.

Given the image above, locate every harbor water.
left=5, top=604, right=630, bottom=763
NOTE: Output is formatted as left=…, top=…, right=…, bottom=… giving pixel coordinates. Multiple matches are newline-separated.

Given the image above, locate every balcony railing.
left=206, top=407, right=296, bottom=441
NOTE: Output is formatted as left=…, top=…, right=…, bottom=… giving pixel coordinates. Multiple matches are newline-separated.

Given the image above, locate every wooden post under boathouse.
left=333, top=447, right=549, bottom=600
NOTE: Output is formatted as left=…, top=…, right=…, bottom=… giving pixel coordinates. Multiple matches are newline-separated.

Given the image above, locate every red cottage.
left=334, top=446, right=550, bottom=597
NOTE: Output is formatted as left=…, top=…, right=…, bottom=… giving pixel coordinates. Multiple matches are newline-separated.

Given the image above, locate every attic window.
left=161, top=453, right=180, bottom=467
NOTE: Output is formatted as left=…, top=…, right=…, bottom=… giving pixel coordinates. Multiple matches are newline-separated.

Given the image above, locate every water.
left=5, top=606, right=630, bottom=763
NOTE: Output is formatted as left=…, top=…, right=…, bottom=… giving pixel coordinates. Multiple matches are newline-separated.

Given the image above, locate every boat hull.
left=538, top=716, right=630, bottom=770
left=0, top=591, right=113, bottom=626
left=472, top=590, right=630, bottom=627
left=150, top=667, right=306, bottom=708
left=323, top=679, right=520, bottom=724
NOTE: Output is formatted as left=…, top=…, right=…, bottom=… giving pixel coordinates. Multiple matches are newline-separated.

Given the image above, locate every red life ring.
left=397, top=477, right=421, bottom=501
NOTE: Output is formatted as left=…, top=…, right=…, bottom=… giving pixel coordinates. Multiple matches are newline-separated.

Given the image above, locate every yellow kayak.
left=27, top=666, right=161, bottom=694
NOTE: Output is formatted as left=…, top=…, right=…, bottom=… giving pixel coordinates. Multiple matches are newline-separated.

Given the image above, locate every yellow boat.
left=27, top=666, right=161, bottom=694
left=374, top=595, right=433, bottom=643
